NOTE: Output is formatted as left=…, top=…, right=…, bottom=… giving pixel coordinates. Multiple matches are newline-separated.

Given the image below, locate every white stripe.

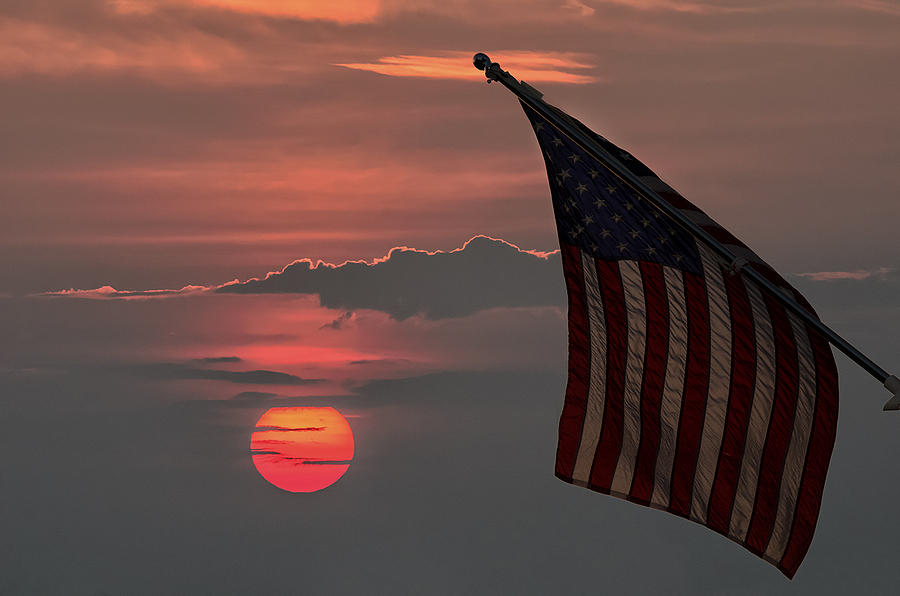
left=610, top=260, right=647, bottom=496
left=765, top=316, right=817, bottom=562
left=728, top=281, right=778, bottom=541
left=572, top=253, right=609, bottom=485
left=689, top=246, right=734, bottom=523
left=650, top=267, right=688, bottom=510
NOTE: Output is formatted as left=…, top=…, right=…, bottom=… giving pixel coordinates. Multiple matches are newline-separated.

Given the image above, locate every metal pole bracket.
left=883, top=375, right=900, bottom=411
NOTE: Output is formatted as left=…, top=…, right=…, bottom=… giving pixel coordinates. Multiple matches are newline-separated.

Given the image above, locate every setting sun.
left=250, top=407, right=355, bottom=493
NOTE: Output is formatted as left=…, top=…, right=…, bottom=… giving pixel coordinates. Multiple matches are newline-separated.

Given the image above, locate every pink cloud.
left=601, top=0, right=767, bottom=13
left=797, top=267, right=895, bottom=281
left=39, top=285, right=210, bottom=300
left=848, top=0, right=900, bottom=17
left=0, top=16, right=253, bottom=81
left=336, top=51, right=600, bottom=84
left=110, top=0, right=381, bottom=23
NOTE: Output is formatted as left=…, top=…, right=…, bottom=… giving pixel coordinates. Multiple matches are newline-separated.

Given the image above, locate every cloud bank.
left=216, top=236, right=564, bottom=319
left=41, top=235, right=899, bottom=323
left=134, top=362, right=323, bottom=385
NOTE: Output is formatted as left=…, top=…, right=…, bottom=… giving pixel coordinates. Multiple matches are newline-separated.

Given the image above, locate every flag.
left=523, top=100, right=839, bottom=578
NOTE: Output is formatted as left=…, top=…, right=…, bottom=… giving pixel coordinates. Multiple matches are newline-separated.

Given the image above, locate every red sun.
left=250, top=407, right=354, bottom=493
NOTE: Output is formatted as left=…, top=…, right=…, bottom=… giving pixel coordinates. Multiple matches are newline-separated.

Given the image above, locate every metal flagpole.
left=472, top=52, right=900, bottom=410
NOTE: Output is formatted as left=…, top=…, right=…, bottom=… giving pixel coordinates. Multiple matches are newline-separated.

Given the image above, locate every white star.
left=576, top=183, right=588, bottom=194
left=594, top=198, right=606, bottom=208
left=659, top=236, right=668, bottom=244
left=629, top=229, right=641, bottom=239
left=589, top=169, right=600, bottom=179
left=611, top=214, right=623, bottom=223
left=583, top=215, right=594, bottom=225
left=589, top=243, right=599, bottom=252
left=599, top=228, right=611, bottom=238
left=575, top=225, right=585, bottom=235
left=645, top=247, right=657, bottom=255
left=674, top=254, right=684, bottom=262
left=535, top=122, right=545, bottom=131
left=606, top=185, right=617, bottom=194
left=624, top=201, right=634, bottom=211
left=560, top=168, right=572, bottom=181
left=641, top=218, right=651, bottom=227
left=569, top=153, right=581, bottom=163
left=617, top=242, right=628, bottom=252
left=552, top=137, right=564, bottom=147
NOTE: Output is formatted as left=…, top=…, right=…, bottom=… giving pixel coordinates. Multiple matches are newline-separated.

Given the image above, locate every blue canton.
left=525, top=109, right=702, bottom=276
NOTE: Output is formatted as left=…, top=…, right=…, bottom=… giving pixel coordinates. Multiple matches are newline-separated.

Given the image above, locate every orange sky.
left=2, top=0, right=899, bottom=297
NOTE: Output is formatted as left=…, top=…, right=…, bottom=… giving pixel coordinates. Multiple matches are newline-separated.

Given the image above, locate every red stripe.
left=627, top=262, right=669, bottom=505
left=778, top=328, right=839, bottom=578
left=554, top=242, right=591, bottom=482
left=587, top=259, right=627, bottom=491
left=745, top=295, right=800, bottom=554
left=706, top=270, right=757, bottom=533
left=667, top=271, right=710, bottom=517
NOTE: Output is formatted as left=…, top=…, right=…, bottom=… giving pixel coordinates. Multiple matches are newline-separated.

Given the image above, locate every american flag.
left=523, top=101, right=839, bottom=578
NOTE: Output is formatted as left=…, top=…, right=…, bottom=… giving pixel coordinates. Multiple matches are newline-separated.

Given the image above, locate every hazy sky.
left=2, top=1, right=900, bottom=594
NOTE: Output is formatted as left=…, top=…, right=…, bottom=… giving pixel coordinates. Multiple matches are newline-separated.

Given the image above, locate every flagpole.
left=473, top=53, right=900, bottom=410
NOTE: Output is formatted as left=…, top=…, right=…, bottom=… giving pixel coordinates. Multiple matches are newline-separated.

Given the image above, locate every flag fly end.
left=882, top=375, right=900, bottom=411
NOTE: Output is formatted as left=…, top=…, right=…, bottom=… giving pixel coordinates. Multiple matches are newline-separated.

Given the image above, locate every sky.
left=2, top=1, right=900, bottom=594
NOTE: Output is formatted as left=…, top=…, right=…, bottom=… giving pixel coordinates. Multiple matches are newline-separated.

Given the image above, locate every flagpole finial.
left=473, top=52, right=504, bottom=83
left=883, top=375, right=900, bottom=410
left=473, top=52, right=545, bottom=99
left=473, top=53, right=493, bottom=71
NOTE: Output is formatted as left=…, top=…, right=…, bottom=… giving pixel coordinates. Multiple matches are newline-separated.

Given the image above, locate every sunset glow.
left=336, top=51, right=599, bottom=83
left=250, top=407, right=355, bottom=493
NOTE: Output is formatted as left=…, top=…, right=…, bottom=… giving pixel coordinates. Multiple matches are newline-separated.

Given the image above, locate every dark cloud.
left=134, top=363, right=322, bottom=385
left=253, top=426, right=326, bottom=432
left=196, top=356, right=243, bottom=364
left=218, top=236, right=565, bottom=319
left=276, top=458, right=354, bottom=465
left=320, top=311, right=354, bottom=330
left=231, top=390, right=278, bottom=400
left=348, top=358, right=412, bottom=366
